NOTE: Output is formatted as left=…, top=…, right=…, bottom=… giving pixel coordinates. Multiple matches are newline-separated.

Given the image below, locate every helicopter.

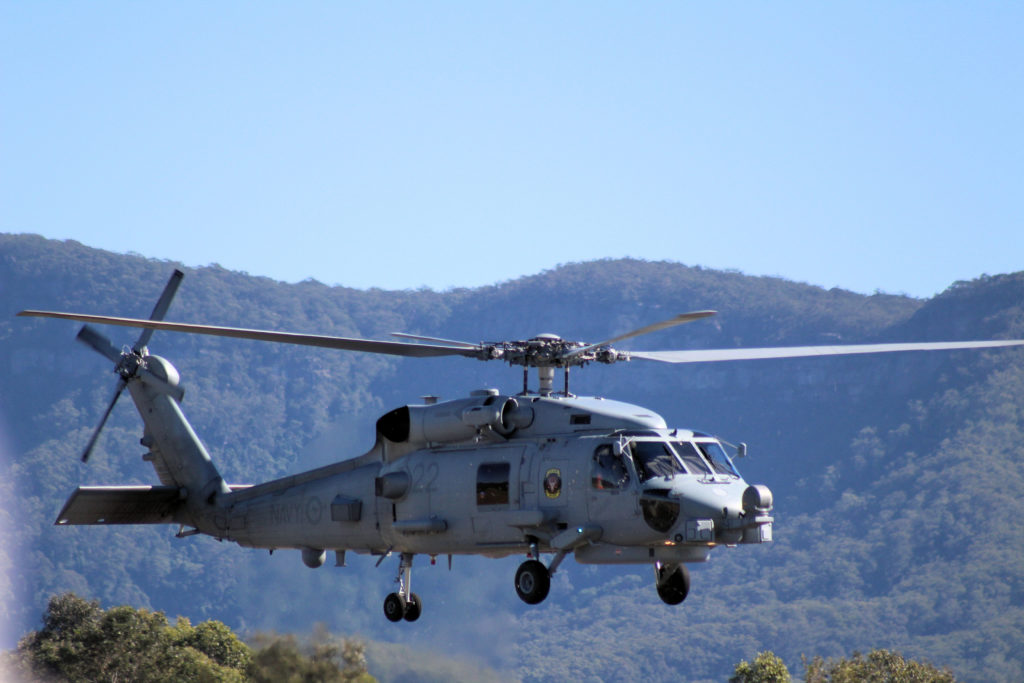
left=19, top=270, right=1024, bottom=623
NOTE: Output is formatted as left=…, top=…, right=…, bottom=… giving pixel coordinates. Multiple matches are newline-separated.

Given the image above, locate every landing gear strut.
left=654, top=561, right=690, bottom=605
left=383, top=552, right=422, bottom=622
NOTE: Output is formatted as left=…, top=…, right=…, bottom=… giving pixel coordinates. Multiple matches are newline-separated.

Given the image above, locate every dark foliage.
left=247, top=625, right=372, bottom=683
left=11, top=592, right=250, bottom=681
left=6, top=593, right=373, bottom=683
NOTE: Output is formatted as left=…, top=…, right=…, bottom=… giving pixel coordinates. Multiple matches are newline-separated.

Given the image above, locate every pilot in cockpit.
left=592, top=443, right=630, bottom=489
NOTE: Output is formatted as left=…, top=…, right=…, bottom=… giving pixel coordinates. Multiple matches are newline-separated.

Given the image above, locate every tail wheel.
left=515, top=560, right=551, bottom=604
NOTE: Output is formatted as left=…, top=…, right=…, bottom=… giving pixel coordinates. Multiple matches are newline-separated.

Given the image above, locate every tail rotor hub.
left=68, top=269, right=185, bottom=463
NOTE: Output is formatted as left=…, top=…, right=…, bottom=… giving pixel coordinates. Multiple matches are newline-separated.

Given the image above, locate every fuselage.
left=216, top=392, right=774, bottom=567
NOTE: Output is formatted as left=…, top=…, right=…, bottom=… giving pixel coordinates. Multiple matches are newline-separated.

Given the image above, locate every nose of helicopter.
left=739, top=483, right=774, bottom=543
left=667, top=479, right=774, bottom=544
left=674, top=478, right=746, bottom=519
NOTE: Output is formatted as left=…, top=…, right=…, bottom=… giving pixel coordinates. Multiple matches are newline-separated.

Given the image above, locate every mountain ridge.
left=2, top=232, right=1022, bottom=681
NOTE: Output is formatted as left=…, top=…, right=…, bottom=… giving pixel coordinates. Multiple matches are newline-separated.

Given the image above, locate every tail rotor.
left=77, top=324, right=123, bottom=363
left=76, top=269, right=186, bottom=463
left=133, top=269, right=183, bottom=354
left=79, top=378, right=128, bottom=463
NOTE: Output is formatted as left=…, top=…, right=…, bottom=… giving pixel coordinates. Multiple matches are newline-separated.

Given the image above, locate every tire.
left=383, top=592, right=406, bottom=622
left=656, top=564, right=690, bottom=605
left=403, top=593, right=422, bottom=622
left=515, top=560, right=551, bottom=605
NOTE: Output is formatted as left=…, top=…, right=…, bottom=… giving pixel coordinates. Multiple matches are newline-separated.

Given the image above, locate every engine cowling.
left=376, top=392, right=533, bottom=446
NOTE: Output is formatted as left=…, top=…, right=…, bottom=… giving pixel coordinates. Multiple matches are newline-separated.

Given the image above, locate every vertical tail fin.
left=127, top=356, right=229, bottom=507
left=35, top=270, right=230, bottom=526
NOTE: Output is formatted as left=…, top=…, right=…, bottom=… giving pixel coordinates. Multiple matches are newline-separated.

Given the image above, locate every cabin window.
left=671, top=441, right=712, bottom=475
left=591, top=444, right=630, bottom=490
left=629, top=441, right=686, bottom=482
left=477, top=462, right=510, bottom=506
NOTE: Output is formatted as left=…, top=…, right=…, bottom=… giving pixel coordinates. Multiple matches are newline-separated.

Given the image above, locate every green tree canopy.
left=731, top=651, right=791, bottom=683
left=804, top=649, right=957, bottom=683
left=247, top=623, right=372, bottom=683
left=10, top=594, right=374, bottom=682
left=14, top=592, right=250, bottom=681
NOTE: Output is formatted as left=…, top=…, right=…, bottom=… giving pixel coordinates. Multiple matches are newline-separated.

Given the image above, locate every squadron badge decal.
left=544, top=468, right=562, bottom=499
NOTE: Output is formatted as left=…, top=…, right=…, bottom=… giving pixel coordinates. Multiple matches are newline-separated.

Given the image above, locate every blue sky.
left=2, top=3, right=1021, bottom=298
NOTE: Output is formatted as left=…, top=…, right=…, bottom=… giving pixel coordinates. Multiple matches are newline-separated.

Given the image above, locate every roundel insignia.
left=305, top=496, right=323, bottom=525
left=544, top=468, right=562, bottom=499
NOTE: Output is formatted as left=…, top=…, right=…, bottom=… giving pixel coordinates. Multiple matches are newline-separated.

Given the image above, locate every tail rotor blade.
left=133, top=269, right=184, bottom=353
left=81, top=379, right=126, bottom=463
left=77, top=325, right=122, bottom=363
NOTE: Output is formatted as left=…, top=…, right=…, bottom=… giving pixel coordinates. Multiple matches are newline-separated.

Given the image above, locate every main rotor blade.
left=77, top=325, right=122, bottom=363
left=18, top=311, right=484, bottom=359
left=82, top=379, right=126, bottom=463
left=563, top=310, right=717, bottom=359
left=390, top=332, right=480, bottom=349
left=630, top=339, right=1024, bottom=364
left=134, top=269, right=184, bottom=353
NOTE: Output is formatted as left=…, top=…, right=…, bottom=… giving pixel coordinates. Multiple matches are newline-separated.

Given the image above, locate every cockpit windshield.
left=670, top=441, right=712, bottom=475
left=696, top=441, right=740, bottom=477
left=629, top=441, right=686, bottom=482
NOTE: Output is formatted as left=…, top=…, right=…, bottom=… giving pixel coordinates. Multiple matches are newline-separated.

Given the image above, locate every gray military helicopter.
left=20, top=270, right=1024, bottom=622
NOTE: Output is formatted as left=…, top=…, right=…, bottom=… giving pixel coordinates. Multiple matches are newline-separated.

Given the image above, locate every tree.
left=731, top=651, right=791, bottom=683
left=172, top=617, right=253, bottom=671
left=14, top=593, right=249, bottom=682
left=13, top=594, right=375, bottom=682
left=804, top=649, right=957, bottom=683
left=246, top=624, right=372, bottom=683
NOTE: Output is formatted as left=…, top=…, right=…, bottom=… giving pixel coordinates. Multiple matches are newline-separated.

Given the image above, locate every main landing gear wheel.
left=383, top=592, right=406, bottom=622
left=384, top=553, right=422, bottom=623
left=655, top=563, right=690, bottom=605
left=383, top=591, right=422, bottom=622
left=403, top=593, right=422, bottom=622
left=515, top=560, right=551, bottom=605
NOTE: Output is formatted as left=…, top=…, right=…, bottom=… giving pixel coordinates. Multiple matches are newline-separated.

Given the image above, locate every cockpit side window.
left=591, top=444, right=630, bottom=490
left=671, top=441, right=712, bottom=475
left=629, top=441, right=685, bottom=482
left=696, top=441, right=739, bottom=477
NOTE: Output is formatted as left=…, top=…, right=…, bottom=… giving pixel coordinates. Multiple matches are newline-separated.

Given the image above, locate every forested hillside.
left=2, top=233, right=1023, bottom=681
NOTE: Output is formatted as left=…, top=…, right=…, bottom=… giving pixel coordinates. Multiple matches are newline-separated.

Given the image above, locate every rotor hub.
left=488, top=337, right=599, bottom=369
left=115, top=350, right=145, bottom=380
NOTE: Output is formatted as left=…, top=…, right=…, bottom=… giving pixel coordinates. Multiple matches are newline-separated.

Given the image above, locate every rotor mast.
left=498, top=334, right=612, bottom=397
left=488, top=311, right=720, bottom=397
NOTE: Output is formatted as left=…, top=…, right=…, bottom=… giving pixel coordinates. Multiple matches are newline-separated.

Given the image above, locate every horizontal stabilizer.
left=55, top=486, right=183, bottom=525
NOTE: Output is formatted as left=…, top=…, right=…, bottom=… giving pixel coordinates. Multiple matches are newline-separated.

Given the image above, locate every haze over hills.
left=2, top=233, right=1023, bottom=681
